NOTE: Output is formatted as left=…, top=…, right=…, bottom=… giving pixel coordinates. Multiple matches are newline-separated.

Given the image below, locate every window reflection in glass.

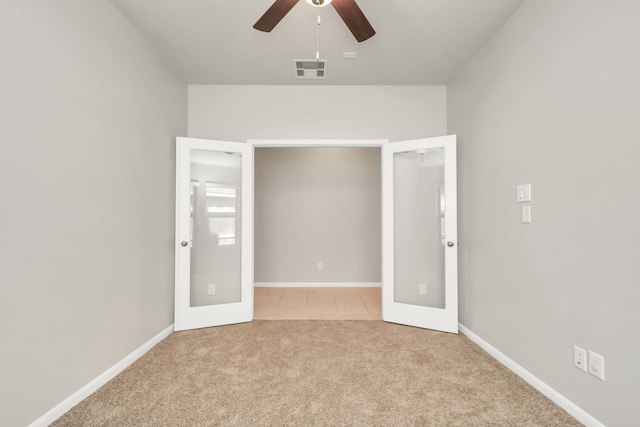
left=206, top=183, right=237, bottom=246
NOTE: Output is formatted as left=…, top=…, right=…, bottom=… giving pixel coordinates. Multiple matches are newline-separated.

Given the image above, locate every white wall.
left=188, top=85, right=447, bottom=142
left=448, top=1, right=640, bottom=425
left=0, top=1, right=187, bottom=425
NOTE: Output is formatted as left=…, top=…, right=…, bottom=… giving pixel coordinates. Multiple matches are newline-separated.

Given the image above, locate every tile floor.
left=254, top=287, right=382, bottom=320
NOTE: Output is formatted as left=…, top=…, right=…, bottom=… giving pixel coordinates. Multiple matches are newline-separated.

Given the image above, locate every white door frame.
left=249, top=139, right=387, bottom=148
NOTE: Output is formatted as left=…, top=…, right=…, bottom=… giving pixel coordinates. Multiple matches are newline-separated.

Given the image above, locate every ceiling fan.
left=253, top=0, right=375, bottom=43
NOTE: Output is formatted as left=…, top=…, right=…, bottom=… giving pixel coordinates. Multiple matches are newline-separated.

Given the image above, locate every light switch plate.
left=517, top=184, right=532, bottom=202
left=522, top=205, right=532, bottom=223
left=588, top=351, right=605, bottom=381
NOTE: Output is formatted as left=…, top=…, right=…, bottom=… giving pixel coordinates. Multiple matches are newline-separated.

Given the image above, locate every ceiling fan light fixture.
left=305, top=0, right=333, bottom=7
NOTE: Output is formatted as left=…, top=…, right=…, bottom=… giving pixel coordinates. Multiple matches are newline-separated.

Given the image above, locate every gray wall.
left=448, top=0, right=640, bottom=425
left=255, top=147, right=381, bottom=283
left=188, top=85, right=447, bottom=142
left=0, top=1, right=187, bottom=426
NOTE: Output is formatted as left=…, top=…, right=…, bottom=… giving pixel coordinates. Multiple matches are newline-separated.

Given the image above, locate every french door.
left=174, top=137, right=253, bottom=331
left=175, top=136, right=457, bottom=333
left=382, top=135, right=458, bottom=333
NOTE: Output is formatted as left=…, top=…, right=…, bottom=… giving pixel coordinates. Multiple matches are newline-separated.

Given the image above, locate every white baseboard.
left=458, top=324, right=604, bottom=427
left=29, top=324, right=174, bottom=427
left=254, top=282, right=382, bottom=288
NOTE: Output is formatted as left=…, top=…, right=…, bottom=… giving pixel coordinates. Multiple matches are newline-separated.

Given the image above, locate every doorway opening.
left=252, top=144, right=383, bottom=320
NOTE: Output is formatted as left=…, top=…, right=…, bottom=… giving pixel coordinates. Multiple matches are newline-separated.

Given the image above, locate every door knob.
left=447, top=241, right=455, bottom=247
left=181, top=241, right=188, bottom=247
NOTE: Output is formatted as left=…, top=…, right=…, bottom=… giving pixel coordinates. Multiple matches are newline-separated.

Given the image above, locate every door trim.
left=249, top=139, right=387, bottom=148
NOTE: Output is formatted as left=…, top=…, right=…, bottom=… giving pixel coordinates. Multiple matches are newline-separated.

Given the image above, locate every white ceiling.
left=111, top=0, right=524, bottom=85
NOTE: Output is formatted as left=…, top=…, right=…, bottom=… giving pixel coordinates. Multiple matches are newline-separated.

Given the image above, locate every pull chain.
left=316, top=15, right=321, bottom=61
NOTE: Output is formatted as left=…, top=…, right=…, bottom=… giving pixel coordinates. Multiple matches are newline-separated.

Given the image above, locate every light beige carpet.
left=53, top=321, right=581, bottom=426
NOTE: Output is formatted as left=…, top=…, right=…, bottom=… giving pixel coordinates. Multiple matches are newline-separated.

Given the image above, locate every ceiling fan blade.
left=253, top=0, right=300, bottom=32
left=331, top=0, right=375, bottom=42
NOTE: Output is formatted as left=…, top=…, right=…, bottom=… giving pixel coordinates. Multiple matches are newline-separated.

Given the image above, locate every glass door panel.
left=175, top=138, right=253, bottom=331
left=393, top=148, right=446, bottom=309
left=189, top=151, right=242, bottom=308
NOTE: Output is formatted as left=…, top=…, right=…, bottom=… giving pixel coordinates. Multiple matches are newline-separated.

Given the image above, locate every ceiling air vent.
left=293, top=59, right=327, bottom=79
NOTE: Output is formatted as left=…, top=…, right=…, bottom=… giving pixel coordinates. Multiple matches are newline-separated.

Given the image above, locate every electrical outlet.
left=588, top=351, right=605, bottom=381
left=419, top=283, right=427, bottom=295
left=573, top=345, right=587, bottom=372
left=317, top=262, right=323, bottom=271
left=208, top=283, right=216, bottom=295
